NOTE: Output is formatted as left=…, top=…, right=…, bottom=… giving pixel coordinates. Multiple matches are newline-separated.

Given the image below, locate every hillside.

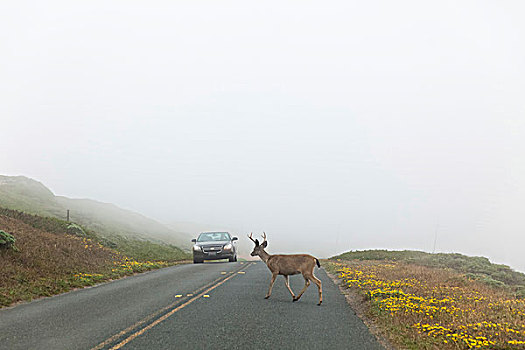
left=329, top=249, right=525, bottom=349
left=0, top=175, right=62, bottom=216
left=0, top=211, right=189, bottom=307
left=328, top=259, right=525, bottom=350
left=333, top=249, right=525, bottom=295
left=0, top=207, right=191, bottom=262
left=0, top=175, right=192, bottom=249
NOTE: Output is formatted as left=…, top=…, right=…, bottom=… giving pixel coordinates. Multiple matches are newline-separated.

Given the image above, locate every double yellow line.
left=92, top=263, right=253, bottom=350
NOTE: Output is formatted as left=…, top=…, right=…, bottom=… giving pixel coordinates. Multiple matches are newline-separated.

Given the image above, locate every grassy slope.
left=0, top=175, right=63, bottom=217
left=0, top=207, right=190, bottom=262
left=0, top=175, right=191, bottom=249
left=0, top=210, right=190, bottom=307
left=328, top=260, right=525, bottom=349
left=333, top=249, right=525, bottom=293
left=0, top=213, right=117, bottom=306
left=329, top=250, right=525, bottom=349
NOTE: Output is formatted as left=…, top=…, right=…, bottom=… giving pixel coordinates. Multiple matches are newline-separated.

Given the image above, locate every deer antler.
left=262, top=232, right=267, bottom=244
left=248, top=232, right=257, bottom=244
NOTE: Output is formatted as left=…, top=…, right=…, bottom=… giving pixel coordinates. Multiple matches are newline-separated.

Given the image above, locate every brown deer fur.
left=249, top=232, right=322, bottom=305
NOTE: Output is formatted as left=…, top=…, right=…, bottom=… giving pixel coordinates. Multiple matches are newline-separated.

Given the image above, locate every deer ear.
left=262, top=241, right=267, bottom=248
left=255, top=239, right=260, bottom=246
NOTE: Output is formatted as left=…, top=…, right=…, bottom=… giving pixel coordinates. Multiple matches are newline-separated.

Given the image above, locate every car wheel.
left=228, top=256, right=235, bottom=262
left=193, top=258, right=203, bottom=264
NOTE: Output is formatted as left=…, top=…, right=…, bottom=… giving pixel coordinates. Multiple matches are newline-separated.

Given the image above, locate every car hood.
left=196, top=240, right=230, bottom=247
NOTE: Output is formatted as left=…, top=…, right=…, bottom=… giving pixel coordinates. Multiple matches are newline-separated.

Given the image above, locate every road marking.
left=109, top=267, right=247, bottom=350
left=175, top=295, right=182, bottom=298
left=91, top=263, right=252, bottom=350
left=238, top=271, right=245, bottom=274
left=203, top=294, right=210, bottom=298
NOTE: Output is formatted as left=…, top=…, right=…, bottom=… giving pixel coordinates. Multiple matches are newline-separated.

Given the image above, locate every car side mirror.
left=191, top=239, right=196, bottom=243
left=232, top=237, right=238, bottom=241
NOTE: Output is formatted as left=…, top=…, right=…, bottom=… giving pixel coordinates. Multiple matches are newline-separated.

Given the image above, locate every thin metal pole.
left=432, top=223, right=439, bottom=254
left=67, top=209, right=70, bottom=222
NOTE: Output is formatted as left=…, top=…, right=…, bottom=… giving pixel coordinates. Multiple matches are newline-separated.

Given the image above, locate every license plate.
left=208, top=252, right=216, bottom=256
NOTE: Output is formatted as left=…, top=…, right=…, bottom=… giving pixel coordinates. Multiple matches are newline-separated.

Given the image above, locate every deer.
left=248, top=232, right=323, bottom=305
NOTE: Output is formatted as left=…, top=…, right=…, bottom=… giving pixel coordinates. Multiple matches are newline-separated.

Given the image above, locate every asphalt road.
left=0, top=261, right=383, bottom=350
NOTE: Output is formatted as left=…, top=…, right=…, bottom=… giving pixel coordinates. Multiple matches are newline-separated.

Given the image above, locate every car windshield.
left=197, top=232, right=230, bottom=242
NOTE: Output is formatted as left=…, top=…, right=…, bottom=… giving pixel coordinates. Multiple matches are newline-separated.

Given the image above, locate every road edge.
left=324, top=269, right=395, bottom=350
left=0, top=260, right=192, bottom=311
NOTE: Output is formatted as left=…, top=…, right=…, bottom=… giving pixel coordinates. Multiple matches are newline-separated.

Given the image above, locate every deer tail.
left=315, top=258, right=321, bottom=268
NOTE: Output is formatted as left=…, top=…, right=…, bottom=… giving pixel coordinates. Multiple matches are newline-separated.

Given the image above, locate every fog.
left=1, top=1, right=524, bottom=271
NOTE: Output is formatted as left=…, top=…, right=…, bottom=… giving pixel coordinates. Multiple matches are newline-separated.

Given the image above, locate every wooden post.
left=67, top=210, right=70, bottom=222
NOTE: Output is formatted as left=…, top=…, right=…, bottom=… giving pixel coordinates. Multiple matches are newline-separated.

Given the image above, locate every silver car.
left=191, top=232, right=238, bottom=263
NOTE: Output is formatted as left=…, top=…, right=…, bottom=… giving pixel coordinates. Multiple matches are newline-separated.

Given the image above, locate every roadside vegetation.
left=328, top=251, right=525, bottom=349
left=0, top=229, right=17, bottom=250
left=335, top=250, right=525, bottom=297
left=0, top=208, right=189, bottom=262
left=0, top=207, right=190, bottom=307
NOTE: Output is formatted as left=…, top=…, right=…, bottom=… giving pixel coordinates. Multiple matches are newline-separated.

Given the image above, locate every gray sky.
left=1, top=1, right=524, bottom=271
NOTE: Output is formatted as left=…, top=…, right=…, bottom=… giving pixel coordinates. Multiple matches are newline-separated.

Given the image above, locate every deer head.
left=248, top=232, right=267, bottom=256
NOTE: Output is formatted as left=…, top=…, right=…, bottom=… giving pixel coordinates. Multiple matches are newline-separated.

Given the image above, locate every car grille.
left=202, top=245, right=223, bottom=253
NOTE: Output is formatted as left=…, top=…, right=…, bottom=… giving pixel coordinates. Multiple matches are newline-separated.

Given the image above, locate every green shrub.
left=67, top=223, right=86, bottom=237
left=514, top=286, right=525, bottom=299
left=99, top=237, right=118, bottom=248
left=480, top=276, right=505, bottom=288
left=0, top=230, right=16, bottom=250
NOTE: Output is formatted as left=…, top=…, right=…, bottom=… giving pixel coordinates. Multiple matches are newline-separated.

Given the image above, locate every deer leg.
left=283, top=275, right=296, bottom=299
left=265, top=273, right=277, bottom=299
left=309, top=274, right=323, bottom=305
left=293, top=276, right=310, bottom=302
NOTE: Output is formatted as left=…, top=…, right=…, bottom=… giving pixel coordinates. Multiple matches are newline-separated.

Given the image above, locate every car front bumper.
left=193, top=250, right=235, bottom=260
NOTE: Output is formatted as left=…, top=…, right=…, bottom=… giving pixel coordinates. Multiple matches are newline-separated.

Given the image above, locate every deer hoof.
left=317, top=301, right=322, bottom=306
left=264, top=295, right=270, bottom=299
left=292, top=297, right=299, bottom=302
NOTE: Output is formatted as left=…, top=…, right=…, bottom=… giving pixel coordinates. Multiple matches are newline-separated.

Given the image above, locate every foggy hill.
left=0, top=175, right=192, bottom=248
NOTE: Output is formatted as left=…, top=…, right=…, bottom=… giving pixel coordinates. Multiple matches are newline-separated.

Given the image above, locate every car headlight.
left=223, top=243, right=233, bottom=250
left=193, top=245, right=202, bottom=251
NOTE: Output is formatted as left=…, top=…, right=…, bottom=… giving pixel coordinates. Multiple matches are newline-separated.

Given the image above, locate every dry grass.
left=0, top=215, right=184, bottom=307
left=328, top=259, right=525, bottom=349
